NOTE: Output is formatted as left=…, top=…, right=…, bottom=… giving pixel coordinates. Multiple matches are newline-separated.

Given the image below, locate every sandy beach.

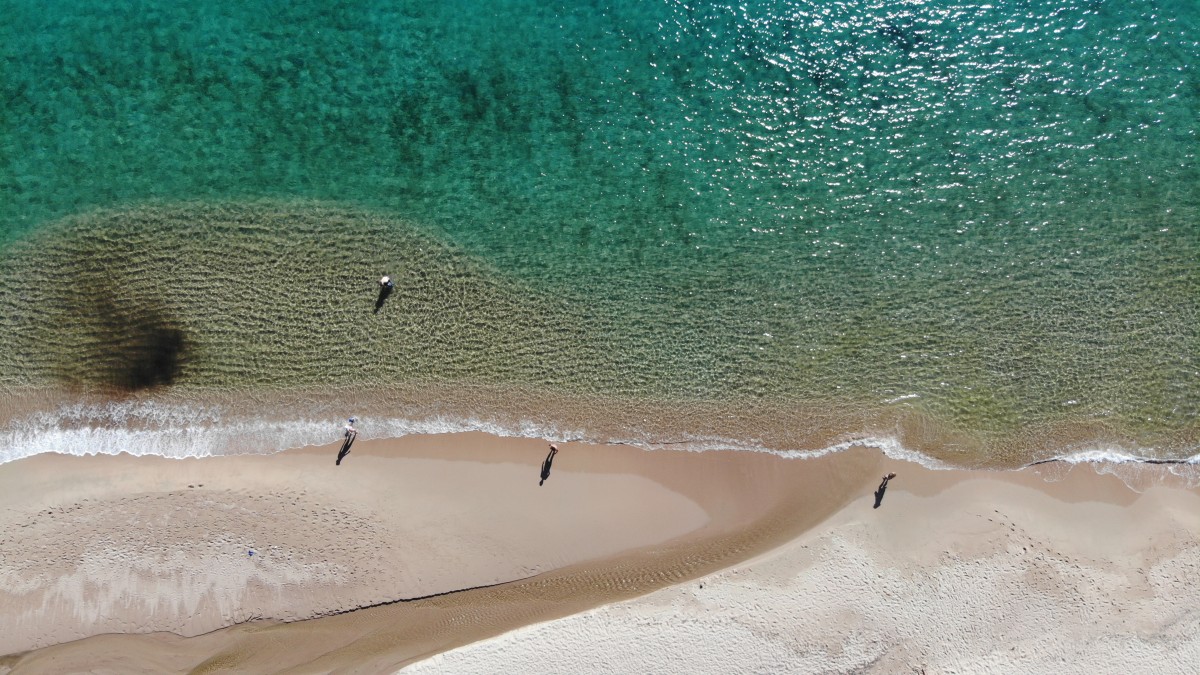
left=0, top=431, right=872, bottom=671
left=2, top=434, right=1199, bottom=673
left=404, top=453, right=1200, bottom=674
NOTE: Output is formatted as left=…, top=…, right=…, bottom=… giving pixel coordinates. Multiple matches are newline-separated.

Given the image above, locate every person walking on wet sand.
left=336, top=417, right=358, bottom=466
left=539, top=443, right=559, bottom=486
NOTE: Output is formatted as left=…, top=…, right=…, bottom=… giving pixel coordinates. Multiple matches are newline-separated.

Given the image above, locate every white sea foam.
left=0, top=399, right=1194, bottom=479
left=564, top=429, right=959, bottom=471
left=768, top=435, right=955, bottom=469
left=1037, top=447, right=1200, bottom=466
left=0, top=399, right=587, bottom=466
left=628, top=430, right=1200, bottom=481
left=1028, top=446, right=1200, bottom=489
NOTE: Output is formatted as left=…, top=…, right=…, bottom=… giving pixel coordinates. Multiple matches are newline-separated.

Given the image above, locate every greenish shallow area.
left=0, top=0, right=1197, bottom=461
left=0, top=201, right=1195, bottom=464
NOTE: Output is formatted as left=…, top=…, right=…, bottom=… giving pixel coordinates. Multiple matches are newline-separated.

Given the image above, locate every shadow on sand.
left=539, top=445, right=559, bottom=486
left=336, top=434, right=357, bottom=466
left=873, top=473, right=896, bottom=509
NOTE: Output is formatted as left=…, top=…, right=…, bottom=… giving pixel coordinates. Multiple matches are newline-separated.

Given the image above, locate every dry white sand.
left=400, top=459, right=1200, bottom=675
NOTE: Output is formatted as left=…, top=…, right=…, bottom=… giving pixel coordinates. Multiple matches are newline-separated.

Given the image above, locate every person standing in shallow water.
left=374, top=275, right=396, bottom=314
left=336, top=417, right=358, bottom=466
left=539, top=443, right=559, bottom=486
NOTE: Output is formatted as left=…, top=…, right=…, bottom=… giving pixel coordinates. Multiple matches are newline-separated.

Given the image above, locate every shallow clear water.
left=0, top=0, right=1197, bottom=466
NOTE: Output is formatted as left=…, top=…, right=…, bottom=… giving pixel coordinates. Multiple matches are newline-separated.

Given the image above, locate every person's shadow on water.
left=539, top=444, right=559, bottom=486
left=374, top=284, right=394, bottom=314
left=873, top=472, right=897, bottom=509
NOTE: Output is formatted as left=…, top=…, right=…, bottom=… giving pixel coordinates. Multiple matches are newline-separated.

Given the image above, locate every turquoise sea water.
left=0, top=0, right=1197, bottom=466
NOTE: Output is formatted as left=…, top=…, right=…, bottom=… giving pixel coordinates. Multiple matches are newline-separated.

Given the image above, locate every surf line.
left=1025, top=456, right=1198, bottom=468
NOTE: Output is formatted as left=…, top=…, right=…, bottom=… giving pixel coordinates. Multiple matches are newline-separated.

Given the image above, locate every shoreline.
left=3, top=385, right=1198, bottom=478
left=2, top=433, right=1199, bottom=673
left=3, top=198, right=1196, bottom=473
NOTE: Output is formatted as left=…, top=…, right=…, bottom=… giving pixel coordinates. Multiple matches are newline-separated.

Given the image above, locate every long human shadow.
left=873, top=473, right=896, bottom=509
left=539, top=446, right=558, bottom=486
left=374, top=285, right=394, bottom=314
left=336, top=435, right=357, bottom=466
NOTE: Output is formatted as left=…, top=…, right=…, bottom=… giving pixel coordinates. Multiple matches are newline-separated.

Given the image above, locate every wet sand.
left=0, top=432, right=876, bottom=672
left=2, top=434, right=1198, bottom=673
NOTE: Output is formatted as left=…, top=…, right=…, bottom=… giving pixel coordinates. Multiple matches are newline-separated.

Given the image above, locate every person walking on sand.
left=539, top=443, right=559, bottom=486
left=336, top=417, right=358, bottom=466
